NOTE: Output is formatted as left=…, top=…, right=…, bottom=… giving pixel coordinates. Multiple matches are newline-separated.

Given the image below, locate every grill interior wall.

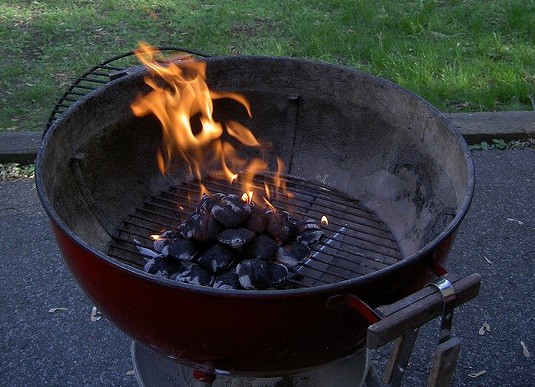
left=40, top=58, right=469, bottom=260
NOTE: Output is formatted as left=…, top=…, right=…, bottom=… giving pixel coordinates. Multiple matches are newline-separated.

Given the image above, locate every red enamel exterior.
left=50, top=219, right=443, bottom=375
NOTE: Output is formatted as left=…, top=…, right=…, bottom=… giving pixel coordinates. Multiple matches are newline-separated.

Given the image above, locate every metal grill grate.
left=108, top=175, right=403, bottom=289
left=45, top=46, right=209, bottom=133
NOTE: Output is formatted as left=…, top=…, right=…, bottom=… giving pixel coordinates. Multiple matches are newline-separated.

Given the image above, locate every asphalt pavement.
left=1, top=149, right=534, bottom=386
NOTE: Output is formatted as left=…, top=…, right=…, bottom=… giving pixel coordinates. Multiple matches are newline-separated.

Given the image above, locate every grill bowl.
left=36, top=56, right=473, bottom=375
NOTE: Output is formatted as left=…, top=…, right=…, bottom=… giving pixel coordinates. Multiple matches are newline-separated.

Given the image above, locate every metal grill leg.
left=383, top=328, right=419, bottom=386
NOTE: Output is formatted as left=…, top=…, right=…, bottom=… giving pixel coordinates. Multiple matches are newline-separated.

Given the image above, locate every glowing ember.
left=321, top=216, right=329, bottom=226
left=131, top=42, right=289, bottom=207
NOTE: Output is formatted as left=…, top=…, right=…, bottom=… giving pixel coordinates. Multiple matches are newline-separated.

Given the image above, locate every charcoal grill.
left=36, top=47, right=476, bottom=381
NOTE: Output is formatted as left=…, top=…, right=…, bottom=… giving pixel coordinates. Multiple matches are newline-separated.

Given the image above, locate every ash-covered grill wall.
left=204, top=57, right=470, bottom=257
left=38, top=57, right=471, bottom=261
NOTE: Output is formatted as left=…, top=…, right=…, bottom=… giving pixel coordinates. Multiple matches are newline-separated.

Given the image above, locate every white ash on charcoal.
left=295, top=219, right=324, bottom=245
left=179, top=211, right=222, bottom=242
left=195, top=194, right=216, bottom=213
left=138, top=193, right=325, bottom=290
left=151, top=230, right=178, bottom=252
left=173, top=262, right=214, bottom=286
left=275, top=240, right=311, bottom=269
left=213, top=271, right=242, bottom=290
left=210, top=193, right=251, bottom=227
left=217, top=227, right=255, bottom=249
left=143, top=256, right=183, bottom=278
left=236, top=259, right=289, bottom=290
left=197, top=243, right=235, bottom=274
left=163, top=238, right=198, bottom=261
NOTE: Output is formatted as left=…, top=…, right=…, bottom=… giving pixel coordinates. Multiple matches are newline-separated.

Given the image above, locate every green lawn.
left=1, top=0, right=534, bottom=132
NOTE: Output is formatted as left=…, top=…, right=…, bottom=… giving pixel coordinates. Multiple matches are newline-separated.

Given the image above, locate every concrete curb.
left=1, top=111, right=533, bottom=164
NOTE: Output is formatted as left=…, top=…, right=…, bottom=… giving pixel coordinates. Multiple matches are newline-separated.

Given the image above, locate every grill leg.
left=427, top=337, right=462, bottom=387
left=383, top=328, right=419, bottom=386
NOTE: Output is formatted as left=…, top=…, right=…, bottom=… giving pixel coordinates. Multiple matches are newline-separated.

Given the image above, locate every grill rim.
left=35, top=54, right=475, bottom=299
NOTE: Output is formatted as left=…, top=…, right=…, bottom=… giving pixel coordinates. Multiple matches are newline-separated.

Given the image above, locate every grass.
left=1, top=0, right=535, bottom=132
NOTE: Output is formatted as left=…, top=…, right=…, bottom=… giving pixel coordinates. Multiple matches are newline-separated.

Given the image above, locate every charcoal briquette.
left=135, top=243, right=161, bottom=259
left=143, top=256, right=183, bottom=278
left=243, top=204, right=269, bottom=234
left=143, top=256, right=165, bottom=274
left=174, top=263, right=214, bottom=286
left=162, top=237, right=198, bottom=261
left=211, top=193, right=251, bottom=227
left=179, top=211, right=222, bottom=242
left=196, top=194, right=216, bottom=213
left=243, top=234, right=279, bottom=261
left=275, top=240, right=311, bottom=269
left=264, top=209, right=296, bottom=243
left=295, top=219, right=324, bottom=245
left=217, top=227, right=256, bottom=249
left=151, top=230, right=179, bottom=252
left=236, top=259, right=289, bottom=290
left=213, top=271, right=242, bottom=290
left=197, top=243, right=235, bottom=274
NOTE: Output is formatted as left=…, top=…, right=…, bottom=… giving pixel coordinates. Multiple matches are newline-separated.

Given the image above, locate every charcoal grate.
left=107, top=175, right=403, bottom=289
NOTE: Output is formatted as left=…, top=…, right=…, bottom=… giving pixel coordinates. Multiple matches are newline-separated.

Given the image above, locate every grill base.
left=131, top=341, right=369, bottom=386
left=108, top=175, right=403, bottom=288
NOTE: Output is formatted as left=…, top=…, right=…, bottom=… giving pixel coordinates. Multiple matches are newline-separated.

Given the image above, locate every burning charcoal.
left=143, top=256, right=183, bottom=278
left=133, top=238, right=161, bottom=259
left=174, top=263, right=214, bottom=286
left=243, top=204, right=269, bottom=234
left=179, top=211, right=222, bottom=242
left=276, top=241, right=311, bottom=269
left=264, top=209, right=296, bottom=243
left=211, top=193, right=251, bottom=227
left=237, top=259, right=289, bottom=290
left=213, top=271, right=242, bottom=290
left=196, top=194, right=216, bottom=214
left=162, top=237, right=198, bottom=261
left=243, top=234, right=279, bottom=261
left=135, top=244, right=161, bottom=259
left=152, top=230, right=180, bottom=252
left=143, top=256, right=165, bottom=274
left=217, top=227, right=256, bottom=249
left=295, top=219, right=324, bottom=245
left=197, top=243, right=235, bottom=274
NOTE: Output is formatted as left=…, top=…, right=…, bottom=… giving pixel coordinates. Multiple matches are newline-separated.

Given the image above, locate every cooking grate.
left=107, top=175, right=403, bottom=288
left=45, top=46, right=209, bottom=133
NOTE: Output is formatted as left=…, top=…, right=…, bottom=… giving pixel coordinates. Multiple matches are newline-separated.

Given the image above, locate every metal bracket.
left=425, top=277, right=461, bottom=387
left=426, top=277, right=456, bottom=344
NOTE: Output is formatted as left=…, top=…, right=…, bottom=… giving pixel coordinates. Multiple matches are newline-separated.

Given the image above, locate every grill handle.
left=327, top=294, right=383, bottom=324
left=327, top=273, right=481, bottom=348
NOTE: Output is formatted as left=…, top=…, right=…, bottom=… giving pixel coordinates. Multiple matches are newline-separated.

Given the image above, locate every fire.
left=131, top=43, right=289, bottom=206
left=241, top=191, right=254, bottom=205
left=321, top=216, right=329, bottom=226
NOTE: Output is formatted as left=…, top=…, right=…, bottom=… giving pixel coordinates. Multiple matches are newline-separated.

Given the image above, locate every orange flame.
left=321, top=216, right=329, bottom=225
left=131, top=43, right=289, bottom=206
